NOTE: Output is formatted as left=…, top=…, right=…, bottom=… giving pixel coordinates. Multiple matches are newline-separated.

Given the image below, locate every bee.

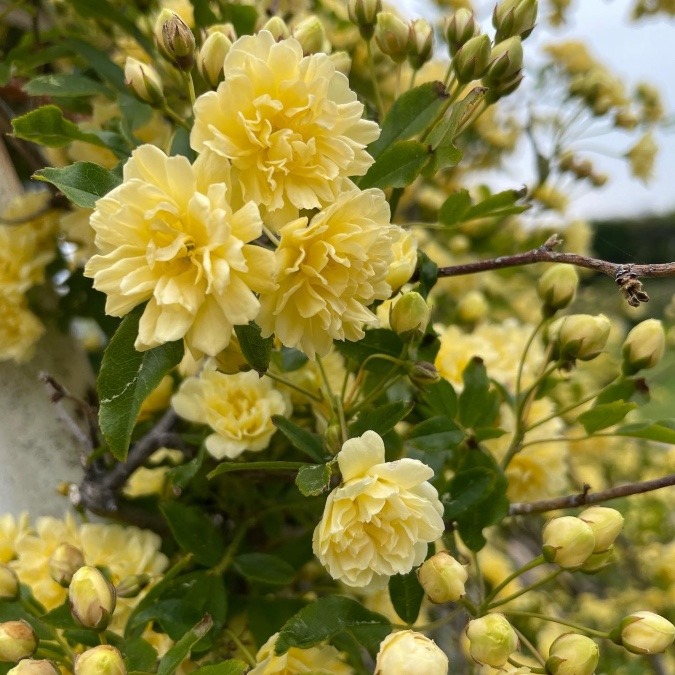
left=615, top=264, right=649, bottom=308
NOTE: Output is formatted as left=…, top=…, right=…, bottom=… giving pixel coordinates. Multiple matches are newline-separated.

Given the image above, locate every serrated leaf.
left=421, top=379, right=458, bottom=419
left=158, top=615, right=213, bottom=675
left=349, top=400, right=414, bottom=437
left=368, top=81, right=448, bottom=158
left=233, top=553, right=296, bottom=586
left=97, top=306, right=183, bottom=460
left=160, top=503, right=225, bottom=567
left=275, top=596, right=391, bottom=656
left=359, top=140, right=430, bottom=190
left=192, top=662, right=247, bottom=675
left=388, top=570, right=425, bottom=625
left=272, top=416, right=325, bottom=462
left=439, top=189, right=472, bottom=226
left=295, top=464, right=331, bottom=496
left=234, top=322, right=273, bottom=374
left=34, top=162, right=121, bottom=208
left=577, top=401, right=637, bottom=434
left=406, top=416, right=464, bottom=452
left=458, top=357, right=500, bottom=429
left=614, top=419, right=675, bottom=444
left=335, top=329, right=404, bottom=374
left=23, top=73, right=111, bottom=98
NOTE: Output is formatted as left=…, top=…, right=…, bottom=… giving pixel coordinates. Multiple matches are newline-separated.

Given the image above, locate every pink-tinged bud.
left=155, top=10, right=195, bottom=70
left=0, top=564, right=19, bottom=600
left=545, top=633, right=599, bottom=675
left=375, top=12, right=409, bottom=64
left=622, top=319, right=665, bottom=374
left=49, top=542, right=85, bottom=587
left=542, top=516, right=596, bottom=569
left=417, top=551, right=468, bottom=603
left=124, top=57, right=164, bottom=105
left=444, top=9, right=479, bottom=56
left=375, top=630, right=448, bottom=674
left=197, top=31, right=232, bottom=88
left=578, top=506, right=624, bottom=552
left=348, top=0, right=382, bottom=41
left=0, top=621, right=37, bottom=663
left=407, top=19, right=434, bottom=70
left=68, top=566, right=116, bottom=631
left=74, top=645, right=126, bottom=675
left=7, top=660, right=60, bottom=675
left=615, top=611, right=675, bottom=655
left=537, top=264, right=578, bottom=315
left=466, top=614, right=518, bottom=667
left=557, top=314, right=611, bottom=361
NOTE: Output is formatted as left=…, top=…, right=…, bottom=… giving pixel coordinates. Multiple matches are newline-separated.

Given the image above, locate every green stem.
left=185, top=72, right=196, bottom=106
left=408, top=606, right=464, bottom=632
left=99, top=631, right=108, bottom=645
left=459, top=595, right=478, bottom=617
left=512, top=626, right=547, bottom=668
left=317, top=355, right=348, bottom=444
left=162, top=103, right=190, bottom=129
left=472, top=551, right=485, bottom=602
left=265, top=370, right=323, bottom=403
left=488, top=569, right=563, bottom=610
left=481, top=555, right=546, bottom=610
left=502, top=611, right=610, bottom=639
left=224, top=627, right=256, bottom=667
left=345, top=353, right=408, bottom=409
left=515, top=318, right=547, bottom=404
left=210, top=519, right=250, bottom=576
left=367, top=39, right=385, bottom=119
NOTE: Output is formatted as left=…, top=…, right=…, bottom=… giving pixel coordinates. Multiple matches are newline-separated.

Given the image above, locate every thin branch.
left=509, top=473, right=675, bottom=516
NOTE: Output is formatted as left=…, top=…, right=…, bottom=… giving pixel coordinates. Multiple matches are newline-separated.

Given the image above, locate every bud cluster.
left=550, top=313, right=611, bottom=362
left=374, top=13, right=434, bottom=69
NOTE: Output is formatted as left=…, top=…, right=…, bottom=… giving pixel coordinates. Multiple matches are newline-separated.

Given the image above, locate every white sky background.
left=398, top=0, right=675, bottom=220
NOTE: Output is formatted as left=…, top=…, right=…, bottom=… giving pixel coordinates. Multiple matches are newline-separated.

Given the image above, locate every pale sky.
left=398, top=0, right=675, bottom=220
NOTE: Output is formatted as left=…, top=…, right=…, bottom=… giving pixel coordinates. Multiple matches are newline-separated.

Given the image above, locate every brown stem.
left=509, top=473, right=675, bottom=516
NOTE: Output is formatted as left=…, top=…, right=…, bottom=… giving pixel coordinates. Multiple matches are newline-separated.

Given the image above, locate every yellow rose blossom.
left=0, top=296, right=45, bottom=364
left=258, top=188, right=398, bottom=359
left=171, top=365, right=291, bottom=460
left=123, top=448, right=183, bottom=499
left=0, top=514, right=30, bottom=564
left=249, top=631, right=353, bottom=674
left=190, top=30, right=379, bottom=214
left=84, top=145, right=275, bottom=357
left=313, top=430, right=445, bottom=590
left=386, top=229, right=418, bottom=291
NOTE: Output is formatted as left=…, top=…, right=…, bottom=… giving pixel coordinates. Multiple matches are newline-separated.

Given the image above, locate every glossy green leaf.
left=349, top=400, right=414, bottom=437
left=272, top=416, right=326, bottom=463
left=23, top=73, right=111, bottom=98
left=12, top=105, right=109, bottom=148
left=439, top=189, right=472, bottom=226
left=34, top=162, right=121, bottom=209
left=158, top=615, right=213, bottom=675
left=578, top=401, right=638, bottom=434
left=388, top=570, right=425, bottom=625
left=359, top=140, right=431, bottom=190
left=406, top=416, right=464, bottom=452
left=233, top=553, right=296, bottom=586
left=295, top=463, right=332, bottom=496
left=458, top=357, right=500, bottom=429
left=464, top=188, right=528, bottom=220
left=421, top=379, right=458, bottom=419
left=97, top=306, right=183, bottom=460
left=234, top=322, right=273, bottom=374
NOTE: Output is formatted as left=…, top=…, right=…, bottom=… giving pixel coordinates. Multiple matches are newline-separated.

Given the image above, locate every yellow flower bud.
left=0, top=564, right=19, bottom=600
left=407, top=19, right=434, bottom=70
left=292, top=16, right=327, bottom=55
left=578, top=506, right=624, bottom=552
left=542, top=516, right=596, bottom=569
left=375, top=12, right=410, bottom=64
left=457, top=290, right=488, bottom=324
left=444, top=9, right=479, bottom=56
left=453, top=34, right=491, bottom=83
left=156, top=10, right=195, bottom=70
left=197, top=31, right=232, bottom=88
left=622, top=319, right=665, bottom=374
left=261, top=17, right=290, bottom=41
left=49, top=542, right=85, bottom=587
left=493, top=0, right=538, bottom=42
left=74, top=645, right=127, bottom=675
left=7, top=660, right=60, bottom=675
left=557, top=313, right=611, bottom=361
left=375, top=630, right=448, bottom=674
left=0, top=621, right=37, bottom=663
left=329, top=51, right=352, bottom=76
left=348, top=0, right=382, bottom=40
left=466, top=614, right=518, bottom=668
left=417, top=551, right=468, bottom=603
left=482, top=36, right=523, bottom=86
left=390, top=292, right=430, bottom=340
left=545, top=633, right=599, bottom=675
left=68, top=566, right=116, bottom=631
left=124, top=57, right=164, bottom=105
left=206, top=22, right=236, bottom=41
left=115, top=574, right=151, bottom=599
left=408, top=361, right=441, bottom=388
left=537, top=264, right=578, bottom=315
left=579, top=548, right=614, bottom=574
left=617, top=611, right=675, bottom=655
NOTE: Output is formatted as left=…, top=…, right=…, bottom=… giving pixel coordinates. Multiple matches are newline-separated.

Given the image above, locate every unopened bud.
left=0, top=564, right=19, bottom=600
left=390, top=292, right=430, bottom=340
left=457, top=290, right=488, bottom=324
left=329, top=51, right=352, bottom=76
left=7, top=660, right=60, bottom=675
left=417, top=551, right=467, bottom=604
left=206, top=23, right=237, bottom=42
left=557, top=314, right=611, bottom=361
left=579, top=548, right=614, bottom=574
left=578, top=506, right=623, bottom=552
left=74, top=645, right=126, bottom=675
left=484, top=69, right=523, bottom=103
left=482, top=36, right=523, bottom=86
left=545, top=633, right=599, bottom=675
left=407, top=19, right=434, bottom=70
left=292, top=16, right=327, bottom=55
left=69, top=566, right=116, bottom=631
left=49, top=543, right=85, bottom=587
left=375, top=630, right=448, bottom=674
left=115, top=574, right=151, bottom=599
left=615, top=611, right=675, bottom=655
left=348, top=0, right=382, bottom=41
left=542, top=516, right=596, bottom=569
left=407, top=361, right=440, bottom=387
left=537, top=264, right=578, bottom=315
left=453, top=34, right=491, bottom=83
left=622, top=319, right=665, bottom=374
left=444, top=9, right=479, bottom=56
left=0, top=621, right=37, bottom=663
left=124, top=58, right=164, bottom=105
left=375, top=12, right=410, bottom=64
left=156, top=11, right=195, bottom=70
left=466, top=614, right=518, bottom=668
left=197, top=31, right=231, bottom=87
left=493, top=0, right=538, bottom=42
left=261, top=17, right=290, bottom=41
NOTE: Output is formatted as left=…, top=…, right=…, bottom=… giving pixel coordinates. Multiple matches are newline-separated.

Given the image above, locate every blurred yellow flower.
left=84, top=145, right=275, bottom=357
left=386, top=228, right=418, bottom=291
left=0, top=296, right=45, bottom=363
left=172, top=366, right=290, bottom=460
left=258, top=188, right=398, bottom=359
left=123, top=448, right=183, bottom=499
left=627, top=132, right=658, bottom=183
left=313, top=431, right=444, bottom=590
left=59, top=207, right=97, bottom=267
left=0, top=514, right=29, bottom=564
left=190, top=30, right=379, bottom=214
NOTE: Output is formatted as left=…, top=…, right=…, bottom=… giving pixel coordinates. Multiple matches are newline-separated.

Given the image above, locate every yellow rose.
left=190, top=30, right=379, bottom=213
left=375, top=630, right=448, bottom=674
left=0, top=296, right=44, bottom=364
left=84, top=145, right=275, bottom=357
left=171, top=366, right=290, bottom=460
left=258, top=188, right=398, bottom=359
left=313, top=431, right=444, bottom=589
left=386, top=228, right=418, bottom=291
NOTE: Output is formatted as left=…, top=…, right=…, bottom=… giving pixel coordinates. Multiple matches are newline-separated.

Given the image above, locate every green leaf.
left=577, top=401, right=638, bottom=434
left=158, top=615, right=213, bottom=675
left=458, top=357, right=500, bottom=429
left=368, top=81, right=448, bottom=158
left=439, top=189, right=472, bottom=226
left=335, top=329, right=405, bottom=374
left=359, top=140, right=430, bottom=190
left=208, top=460, right=306, bottom=479
left=192, top=662, right=247, bottom=675
left=247, top=597, right=307, bottom=649
left=596, top=378, right=649, bottom=405
left=123, top=637, right=158, bottom=672
left=423, top=142, right=463, bottom=177
left=233, top=553, right=296, bottom=586
left=219, top=4, right=258, bottom=35
left=278, top=348, right=309, bottom=373
left=427, top=86, right=487, bottom=149
left=421, top=379, right=458, bottom=419
left=464, top=188, right=529, bottom=220
left=614, top=419, right=675, bottom=444
left=416, top=250, right=439, bottom=299
left=40, top=601, right=79, bottom=629
left=272, top=416, right=326, bottom=463
left=275, top=596, right=391, bottom=656
left=67, top=38, right=126, bottom=91
left=34, top=162, right=121, bottom=209
left=234, top=322, right=273, bottom=374
left=388, top=570, right=425, bottom=625
left=23, top=73, right=111, bottom=98
left=349, top=400, right=414, bottom=437
left=167, top=444, right=206, bottom=489
left=295, top=463, right=332, bottom=496
left=406, top=416, right=464, bottom=452
left=160, top=503, right=225, bottom=567
left=97, top=306, right=184, bottom=460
